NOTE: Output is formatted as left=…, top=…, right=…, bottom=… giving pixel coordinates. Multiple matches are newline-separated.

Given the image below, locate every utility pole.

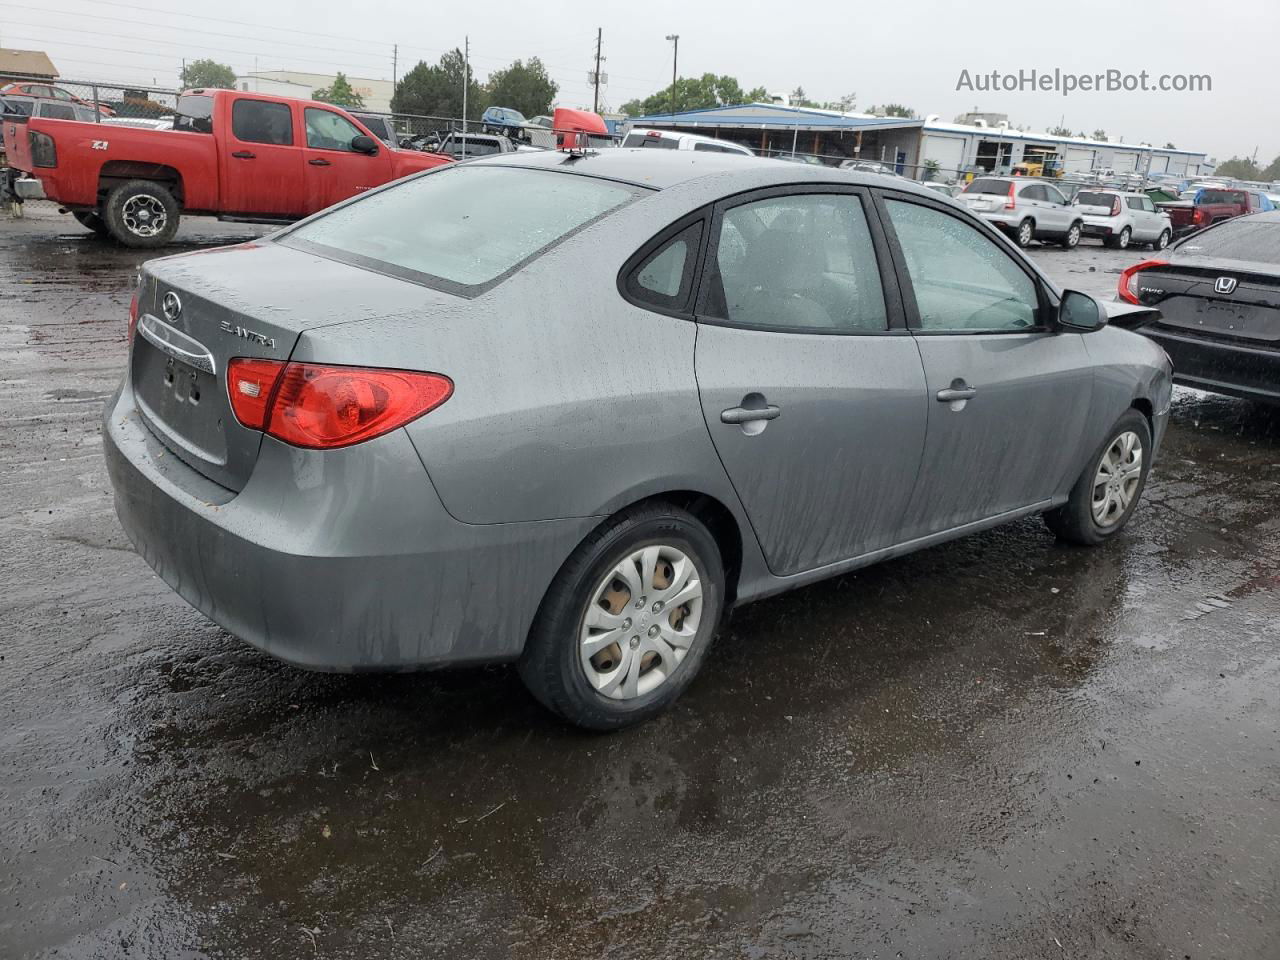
left=461, top=35, right=469, bottom=158
left=392, top=44, right=398, bottom=90
left=665, top=34, right=679, bottom=118
left=592, top=28, right=603, bottom=114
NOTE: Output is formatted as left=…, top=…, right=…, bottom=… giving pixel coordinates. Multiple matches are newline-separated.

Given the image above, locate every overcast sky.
left=9, top=0, right=1278, bottom=161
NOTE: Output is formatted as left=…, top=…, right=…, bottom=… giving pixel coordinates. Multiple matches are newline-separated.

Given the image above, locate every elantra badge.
left=1214, top=277, right=1238, bottom=295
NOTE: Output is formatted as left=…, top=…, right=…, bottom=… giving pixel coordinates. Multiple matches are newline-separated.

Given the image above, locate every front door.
left=220, top=98, right=306, bottom=217
left=877, top=194, right=1094, bottom=539
left=302, top=107, right=392, bottom=210
left=692, top=188, right=929, bottom=576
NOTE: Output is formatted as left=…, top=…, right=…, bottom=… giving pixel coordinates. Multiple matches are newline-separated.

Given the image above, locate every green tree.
left=1163, top=141, right=1177, bottom=149
left=867, top=103, right=914, bottom=118
left=1092, top=128, right=1108, bottom=141
left=745, top=86, right=770, bottom=102
left=391, top=49, right=486, bottom=121
left=1215, top=156, right=1260, bottom=179
left=313, top=72, right=364, bottom=109
left=620, top=73, right=760, bottom=117
left=1260, top=155, right=1280, bottom=180
left=1047, top=124, right=1074, bottom=137
left=788, top=86, right=820, bottom=108
left=485, top=58, right=558, bottom=117
left=180, top=58, right=236, bottom=90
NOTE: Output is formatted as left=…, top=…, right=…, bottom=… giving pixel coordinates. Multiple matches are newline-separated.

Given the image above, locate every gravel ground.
left=1, top=203, right=1278, bottom=959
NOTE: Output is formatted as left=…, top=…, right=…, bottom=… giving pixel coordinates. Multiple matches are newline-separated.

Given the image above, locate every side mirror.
left=351, top=134, right=378, bottom=155
left=1058, top=289, right=1107, bottom=332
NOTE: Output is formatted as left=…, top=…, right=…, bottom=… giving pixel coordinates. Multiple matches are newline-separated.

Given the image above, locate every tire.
left=1060, top=221, right=1082, bottom=249
left=1015, top=218, right=1035, bottom=248
left=102, top=179, right=179, bottom=248
left=72, top=210, right=110, bottom=237
left=1151, top=229, right=1171, bottom=251
left=1044, top=410, right=1152, bottom=546
left=517, top=503, right=725, bottom=730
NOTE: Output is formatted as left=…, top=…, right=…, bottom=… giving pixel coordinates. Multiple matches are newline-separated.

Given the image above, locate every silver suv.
left=1073, top=189, right=1172, bottom=250
left=959, top=177, right=1083, bottom=248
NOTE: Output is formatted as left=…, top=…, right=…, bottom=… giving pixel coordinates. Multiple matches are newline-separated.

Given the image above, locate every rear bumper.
left=1138, top=325, right=1280, bottom=404
left=103, top=373, right=598, bottom=670
left=14, top=176, right=45, bottom=200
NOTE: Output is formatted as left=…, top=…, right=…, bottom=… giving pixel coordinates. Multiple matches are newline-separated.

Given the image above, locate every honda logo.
left=1214, top=277, right=1238, bottom=295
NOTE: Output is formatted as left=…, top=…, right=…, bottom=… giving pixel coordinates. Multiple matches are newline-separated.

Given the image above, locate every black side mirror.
left=351, top=134, right=378, bottom=155
left=1058, top=289, right=1107, bottom=332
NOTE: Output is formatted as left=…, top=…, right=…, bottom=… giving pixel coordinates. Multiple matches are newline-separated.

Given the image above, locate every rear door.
left=302, top=106, right=392, bottom=210
left=877, top=193, right=1094, bottom=538
left=219, top=97, right=306, bottom=216
left=692, top=186, right=929, bottom=575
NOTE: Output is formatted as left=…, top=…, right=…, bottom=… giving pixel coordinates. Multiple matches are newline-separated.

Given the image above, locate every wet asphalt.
left=1, top=205, right=1277, bottom=960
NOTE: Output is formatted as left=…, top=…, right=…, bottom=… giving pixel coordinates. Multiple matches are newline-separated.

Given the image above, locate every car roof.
left=463, top=147, right=945, bottom=195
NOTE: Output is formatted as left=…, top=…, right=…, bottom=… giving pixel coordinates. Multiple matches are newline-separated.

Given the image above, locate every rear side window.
left=41, top=102, right=76, bottom=120
left=174, top=94, right=213, bottom=133
left=1126, top=197, right=1145, bottom=210
left=283, top=166, right=638, bottom=292
left=624, top=222, right=703, bottom=312
left=1020, top=184, right=1047, bottom=201
left=704, top=192, right=888, bottom=332
left=232, top=99, right=293, bottom=145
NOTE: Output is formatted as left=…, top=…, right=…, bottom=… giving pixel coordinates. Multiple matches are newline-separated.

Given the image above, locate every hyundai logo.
left=1214, top=277, right=1238, bottom=295
left=162, top=291, right=182, bottom=322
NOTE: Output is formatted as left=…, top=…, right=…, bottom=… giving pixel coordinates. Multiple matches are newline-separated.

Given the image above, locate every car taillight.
left=127, top=295, right=138, bottom=343
left=227, top=359, right=453, bottom=449
left=1005, top=182, right=1016, bottom=210
left=1193, top=208, right=1205, bottom=224
left=1118, top=259, right=1167, bottom=304
left=1111, top=197, right=1122, bottom=216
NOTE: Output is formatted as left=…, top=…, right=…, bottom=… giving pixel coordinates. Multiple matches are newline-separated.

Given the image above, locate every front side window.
left=884, top=198, right=1039, bottom=332
left=1044, top=184, right=1067, bottom=205
left=232, top=99, right=293, bottom=145
left=52, top=87, right=74, bottom=101
left=283, top=166, right=638, bottom=290
left=704, top=193, right=887, bottom=332
left=305, top=108, right=364, bottom=152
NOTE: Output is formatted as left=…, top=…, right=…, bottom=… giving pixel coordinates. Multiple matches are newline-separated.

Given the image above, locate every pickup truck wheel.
left=103, top=180, right=180, bottom=248
left=72, top=211, right=110, bottom=237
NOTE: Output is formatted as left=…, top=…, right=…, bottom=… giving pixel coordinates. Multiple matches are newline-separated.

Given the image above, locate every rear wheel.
left=102, top=180, right=180, bottom=248
left=1105, top=226, right=1131, bottom=250
left=1015, top=218, right=1034, bottom=247
left=1151, top=229, right=1171, bottom=251
left=518, top=503, right=724, bottom=730
left=1060, top=221, right=1082, bottom=249
left=72, top=211, right=110, bottom=237
left=1044, top=410, right=1152, bottom=546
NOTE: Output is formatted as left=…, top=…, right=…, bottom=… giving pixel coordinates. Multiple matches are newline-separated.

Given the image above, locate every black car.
left=1118, top=212, right=1280, bottom=404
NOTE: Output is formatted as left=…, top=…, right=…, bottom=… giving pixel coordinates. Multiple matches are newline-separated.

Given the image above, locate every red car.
left=4, top=88, right=453, bottom=246
left=0, top=81, right=115, bottom=116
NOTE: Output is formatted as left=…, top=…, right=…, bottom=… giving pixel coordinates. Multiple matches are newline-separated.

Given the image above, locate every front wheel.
left=102, top=179, right=180, bottom=248
left=518, top=503, right=724, bottom=730
left=1044, top=410, right=1152, bottom=546
left=1060, top=221, right=1082, bottom=249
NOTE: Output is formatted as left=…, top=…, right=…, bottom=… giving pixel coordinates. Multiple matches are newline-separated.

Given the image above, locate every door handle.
left=936, top=386, right=977, bottom=402
left=309, top=158, right=331, bottom=166
left=231, top=150, right=256, bottom=159
left=721, top=404, right=781, bottom=424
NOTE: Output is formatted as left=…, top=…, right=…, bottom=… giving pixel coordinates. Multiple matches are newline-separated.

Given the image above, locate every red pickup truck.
left=1155, top=187, right=1267, bottom=237
left=4, top=88, right=451, bottom=246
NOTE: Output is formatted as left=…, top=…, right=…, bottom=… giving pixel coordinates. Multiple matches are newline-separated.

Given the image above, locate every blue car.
left=481, top=105, right=526, bottom=136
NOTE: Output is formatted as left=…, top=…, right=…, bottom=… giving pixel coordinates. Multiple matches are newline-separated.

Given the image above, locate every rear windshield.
left=623, top=132, right=677, bottom=149
left=1177, top=218, right=1280, bottom=264
left=173, top=94, right=213, bottom=133
left=1076, top=192, right=1116, bottom=207
left=282, top=166, right=639, bottom=292
left=965, top=178, right=1010, bottom=195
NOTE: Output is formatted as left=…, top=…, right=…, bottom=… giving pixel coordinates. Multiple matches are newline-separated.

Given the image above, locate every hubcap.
left=121, top=195, right=167, bottom=238
left=1091, top=431, right=1143, bottom=528
left=579, top=544, right=703, bottom=700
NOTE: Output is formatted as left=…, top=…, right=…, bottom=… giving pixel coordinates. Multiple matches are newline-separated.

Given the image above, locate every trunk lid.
left=130, top=240, right=462, bottom=491
left=1138, top=259, right=1280, bottom=346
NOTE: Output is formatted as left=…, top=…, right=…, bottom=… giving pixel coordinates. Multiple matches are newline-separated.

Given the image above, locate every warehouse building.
left=625, top=104, right=925, bottom=171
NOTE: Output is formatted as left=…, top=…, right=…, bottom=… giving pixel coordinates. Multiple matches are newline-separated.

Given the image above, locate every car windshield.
left=1076, top=192, right=1116, bottom=207
left=965, top=178, right=1009, bottom=195
left=282, top=166, right=639, bottom=290
left=1177, top=219, right=1280, bottom=264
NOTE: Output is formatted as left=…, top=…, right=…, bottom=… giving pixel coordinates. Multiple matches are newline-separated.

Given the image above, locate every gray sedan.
left=104, top=151, right=1172, bottom=729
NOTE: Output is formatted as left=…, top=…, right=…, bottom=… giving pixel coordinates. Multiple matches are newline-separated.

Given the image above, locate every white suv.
left=1072, top=190, right=1172, bottom=250
left=620, top=128, right=754, bottom=156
